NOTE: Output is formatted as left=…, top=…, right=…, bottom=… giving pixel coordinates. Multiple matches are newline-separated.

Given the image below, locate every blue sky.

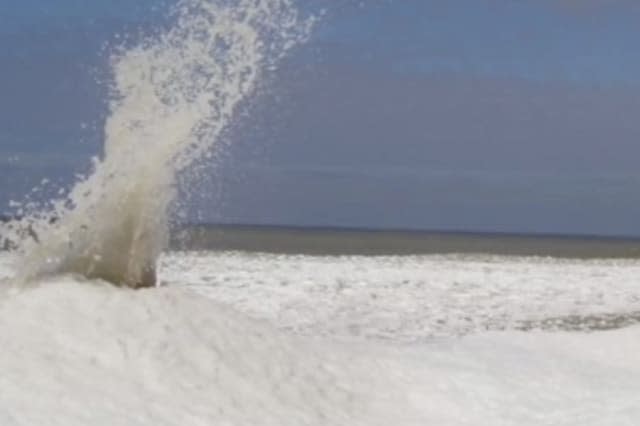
left=317, top=1, right=640, bottom=83
left=0, top=1, right=165, bottom=29
left=2, top=1, right=640, bottom=236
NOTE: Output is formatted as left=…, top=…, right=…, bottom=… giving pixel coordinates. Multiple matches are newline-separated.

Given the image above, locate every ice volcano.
left=1, top=254, right=640, bottom=425
left=1, top=0, right=312, bottom=288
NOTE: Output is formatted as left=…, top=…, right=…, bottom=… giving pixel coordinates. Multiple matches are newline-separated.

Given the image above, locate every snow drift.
left=1, top=253, right=640, bottom=426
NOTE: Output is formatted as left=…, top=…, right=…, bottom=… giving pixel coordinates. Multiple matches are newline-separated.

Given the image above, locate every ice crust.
left=1, top=253, right=639, bottom=425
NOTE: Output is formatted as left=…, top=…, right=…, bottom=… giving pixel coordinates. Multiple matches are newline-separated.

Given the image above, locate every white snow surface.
left=1, top=252, right=640, bottom=425
left=163, top=252, right=640, bottom=340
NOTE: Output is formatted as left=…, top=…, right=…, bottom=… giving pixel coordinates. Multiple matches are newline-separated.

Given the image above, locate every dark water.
left=171, top=224, right=640, bottom=258
left=516, top=311, right=640, bottom=333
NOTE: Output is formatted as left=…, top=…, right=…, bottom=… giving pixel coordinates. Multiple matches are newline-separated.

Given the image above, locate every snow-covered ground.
left=1, top=252, right=640, bottom=425
left=162, top=252, right=640, bottom=340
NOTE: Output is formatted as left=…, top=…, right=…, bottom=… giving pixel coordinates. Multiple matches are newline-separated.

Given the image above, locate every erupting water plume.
left=2, top=0, right=313, bottom=288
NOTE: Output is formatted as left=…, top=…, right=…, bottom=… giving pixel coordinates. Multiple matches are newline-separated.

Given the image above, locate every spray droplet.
left=11, top=0, right=314, bottom=289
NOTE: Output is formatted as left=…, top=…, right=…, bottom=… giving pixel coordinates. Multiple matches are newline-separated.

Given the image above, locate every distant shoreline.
left=4, top=216, right=640, bottom=258
left=171, top=224, right=640, bottom=259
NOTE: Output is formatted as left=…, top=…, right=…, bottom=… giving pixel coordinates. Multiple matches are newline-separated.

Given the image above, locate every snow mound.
left=0, top=263, right=639, bottom=425
left=0, top=278, right=409, bottom=426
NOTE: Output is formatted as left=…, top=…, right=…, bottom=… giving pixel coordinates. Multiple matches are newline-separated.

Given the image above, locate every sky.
left=2, top=1, right=640, bottom=236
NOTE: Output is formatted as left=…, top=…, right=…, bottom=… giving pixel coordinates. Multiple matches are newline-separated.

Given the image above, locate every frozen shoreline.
left=162, top=251, right=640, bottom=341
left=2, top=253, right=640, bottom=424
left=0, top=271, right=639, bottom=425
